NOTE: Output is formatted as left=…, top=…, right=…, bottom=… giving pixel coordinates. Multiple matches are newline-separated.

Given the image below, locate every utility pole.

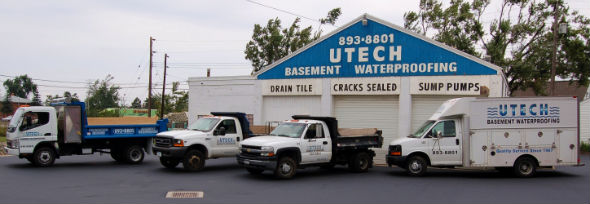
left=550, top=1, right=559, bottom=96
left=148, top=36, right=155, bottom=117
left=160, top=53, right=168, bottom=119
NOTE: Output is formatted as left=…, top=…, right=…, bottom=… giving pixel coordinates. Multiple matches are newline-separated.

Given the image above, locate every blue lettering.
left=529, top=104, right=537, bottom=116
left=510, top=104, right=518, bottom=116
left=499, top=104, right=508, bottom=116
left=539, top=104, right=548, bottom=115
left=520, top=104, right=527, bottom=116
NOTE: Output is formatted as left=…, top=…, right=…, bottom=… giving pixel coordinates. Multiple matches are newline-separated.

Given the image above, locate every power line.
left=245, top=0, right=323, bottom=24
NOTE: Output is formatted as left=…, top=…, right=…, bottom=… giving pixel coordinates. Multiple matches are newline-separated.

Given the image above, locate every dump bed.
left=84, top=120, right=168, bottom=139
left=291, top=115, right=383, bottom=150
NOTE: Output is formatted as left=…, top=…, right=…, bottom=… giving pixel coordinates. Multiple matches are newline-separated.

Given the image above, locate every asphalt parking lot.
left=0, top=153, right=588, bottom=204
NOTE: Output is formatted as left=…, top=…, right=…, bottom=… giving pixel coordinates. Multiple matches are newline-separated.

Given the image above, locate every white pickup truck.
left=237, top=115, right=383, bottom=179
left=387, top=97, right=582, bottom=177
left=152, top=112, right=257, bottom=171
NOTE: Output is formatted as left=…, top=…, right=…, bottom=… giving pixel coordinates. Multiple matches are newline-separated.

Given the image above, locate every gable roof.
left=254, top=14, right=504, bottom=79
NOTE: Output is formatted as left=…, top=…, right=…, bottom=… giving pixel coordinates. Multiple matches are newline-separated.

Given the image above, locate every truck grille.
left=240, top=145, right=262, bottom=157
left=155, top=137, right=172, bottom=147
left=241, top=145, right=261, bottom=150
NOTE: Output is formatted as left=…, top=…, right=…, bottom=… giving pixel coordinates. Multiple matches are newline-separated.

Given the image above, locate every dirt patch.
left=0, top=142, right=6, bottom=156
left=87, top=117, right=158, bottom=125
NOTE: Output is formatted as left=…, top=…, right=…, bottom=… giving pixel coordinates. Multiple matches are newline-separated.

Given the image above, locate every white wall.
left=187, top=76, right=257, bottom=125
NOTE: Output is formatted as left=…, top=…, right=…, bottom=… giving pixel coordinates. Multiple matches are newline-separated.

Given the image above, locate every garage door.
left=334, top=96, right=398, bottom=165
left=411, top=96, right=459, bottom=133
left=262, top=96, right=321, bottom=123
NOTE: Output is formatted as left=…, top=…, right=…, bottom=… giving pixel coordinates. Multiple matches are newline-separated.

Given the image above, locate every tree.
left=245, top=8, right=342, bottom=72
left=3, top=74, right=38, bottom=100
left=404, top=0, right=590, bottom=95
left=85, top=74, right=121, bottom=117
left=143, top=82, right=189, bottom=118
left=131, top=97, right=142, bottom=108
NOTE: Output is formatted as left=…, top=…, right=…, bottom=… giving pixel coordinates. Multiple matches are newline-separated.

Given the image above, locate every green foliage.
left=581, top=142, right=590, bottom=152
left=97, top=109, right=120, bottom=117
left=3, top=74, right=38, bottom=99
left=0, top=126, right=6, bottom=138
left=404, top=0, right=590, bottom=95
left=85, top=75, right=121, bottom=117
left=245, top=8, right=342, bottom=73
left=131, top=97, right=142, bottom=108
left=142, top=82, right=188, bottom=118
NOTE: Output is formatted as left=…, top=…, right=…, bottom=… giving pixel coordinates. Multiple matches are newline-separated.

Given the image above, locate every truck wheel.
left=160, top=157, right=180, bottom=169
left=406, top=156, right=427, bottom=176
left=183, top=150, right=205, bottom=172
left=513, top=157, right=536, bottom=178
left=349, top=152, right=370, bottom=173
left=274, top=157, right=297, bottom=179
left=33, top=147, right=56, bottom=167
left=110, top=148, right=125, bottom=162
left=123, top=145, right=145, bottom=164
left=247, top=168, right=264, bottom=175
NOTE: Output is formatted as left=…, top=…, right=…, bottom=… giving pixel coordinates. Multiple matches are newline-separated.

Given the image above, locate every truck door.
left=18, top=111, right=55, bottom=153
left=426, top=120, right=462, bottom=165
left=212, top=119, right=239, bottom=157
left=300, top=123, right=331, bottom=164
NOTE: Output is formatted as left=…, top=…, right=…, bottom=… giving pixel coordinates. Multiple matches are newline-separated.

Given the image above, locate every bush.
left=0, top=126, right=6, bottom=137
left=581, top=142, right=590, bottom=152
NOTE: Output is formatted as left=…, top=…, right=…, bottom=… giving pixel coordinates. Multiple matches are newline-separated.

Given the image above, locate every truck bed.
left=83, top=120, right=168, bottom=139
left=336, top=130, right=383, bottom=150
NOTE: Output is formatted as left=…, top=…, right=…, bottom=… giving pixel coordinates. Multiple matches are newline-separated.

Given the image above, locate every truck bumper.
left=236, top=154, right=277, bottom=170
left=152, top=146, right=188, bottom=158
left=386, top=155, right=407, bottom=167
left=4, top=147, right=19, bottom=156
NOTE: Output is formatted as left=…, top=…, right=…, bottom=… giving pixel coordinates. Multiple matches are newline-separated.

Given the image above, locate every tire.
left=406, top=156, right=427, bottom=176
left=33, top=147, right=56, bottom=167
left=274, top=157, right=297, bottom=179
left=123, top=145, right=145, bottom=164
left=160, top=157, right=180, bottom=169
left=247, top=168, right=264, bottom=175
left=349, top=152, right=371, bottom=173
left=182, top=150, right=206, bottom=172
left=513, top=157, right=536, bottom=178
left=110, top=148, right=125, bottom=162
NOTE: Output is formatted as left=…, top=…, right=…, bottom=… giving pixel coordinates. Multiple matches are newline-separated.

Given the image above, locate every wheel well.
left=34, top=142, right=58, bottom=158
left=515, top=154, right=539, bottom=167
left=277, top=148, right=301, bottom=164
left=407, top=152, right=431, bottom=166
left=187, top=144, right=208, bottom=158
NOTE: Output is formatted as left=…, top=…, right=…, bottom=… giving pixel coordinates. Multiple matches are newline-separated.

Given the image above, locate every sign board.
left=261, top=79, right=322, bottom=96
left=331, top=77, right=400, bottom=95
left=469, top=98, right=578, bottom=129
left=256, top=15, right=498, bottom=80
left=410, top=76, right=488, bottom=95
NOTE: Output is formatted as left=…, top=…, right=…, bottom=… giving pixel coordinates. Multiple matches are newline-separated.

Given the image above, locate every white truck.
left=237, top=115, right=383, bottom=179
left=387, top=97, right=582, bottom=177
left=152, top=112, right=257, bottom=171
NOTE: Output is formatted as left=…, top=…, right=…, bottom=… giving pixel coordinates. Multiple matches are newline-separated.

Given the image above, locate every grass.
left=581, top=142, right=590, bottom=152
left=0, top=136, right=5, bottom=143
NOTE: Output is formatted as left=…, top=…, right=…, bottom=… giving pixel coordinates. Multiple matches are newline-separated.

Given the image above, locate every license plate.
left=156, top=152, right=162, bottom=157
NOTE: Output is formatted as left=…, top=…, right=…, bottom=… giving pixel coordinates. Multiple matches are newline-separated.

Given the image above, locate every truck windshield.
left=269, top=123, right=307, bottom=138
left=188, top=118, right=220, bottom=131
left=7, top=108, right=24, bottom=133
left=409, top=121, right=435, bottom=138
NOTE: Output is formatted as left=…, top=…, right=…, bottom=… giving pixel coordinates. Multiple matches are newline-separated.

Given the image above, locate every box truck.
left=387, top=97, right=581, bottom=177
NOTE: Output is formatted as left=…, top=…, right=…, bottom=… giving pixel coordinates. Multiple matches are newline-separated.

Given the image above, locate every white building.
left=189, top=14, right=509, bottom=164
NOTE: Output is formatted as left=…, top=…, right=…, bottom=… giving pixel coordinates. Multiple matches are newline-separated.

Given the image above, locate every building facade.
left=189, top=14, right=508, bottom=163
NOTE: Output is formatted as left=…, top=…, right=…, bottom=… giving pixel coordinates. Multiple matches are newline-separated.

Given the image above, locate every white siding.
left=334, top=96, right=399, bottom=165
left=262, top=96, right=321, bottom=123
left=581, top=99, right=590, bottom=144
left=411, top=96, right=459, bottom=133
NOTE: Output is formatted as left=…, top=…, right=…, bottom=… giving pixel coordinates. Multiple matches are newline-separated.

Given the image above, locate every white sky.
left=1, top=0, right=588, bottom=105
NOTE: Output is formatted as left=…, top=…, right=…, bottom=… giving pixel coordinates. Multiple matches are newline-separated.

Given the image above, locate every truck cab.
left=152, top=112, right=255, bottom=171
left=6, top=106, right=58, bottom=165
left=238, top=116, right=383, bottom=179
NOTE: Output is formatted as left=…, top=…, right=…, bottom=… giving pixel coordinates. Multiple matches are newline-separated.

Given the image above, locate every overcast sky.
left=1, top=0, right=588, bottom=105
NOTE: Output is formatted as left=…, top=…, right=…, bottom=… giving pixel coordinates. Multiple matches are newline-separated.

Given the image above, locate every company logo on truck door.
left=486, top=103, right=560, bottom=125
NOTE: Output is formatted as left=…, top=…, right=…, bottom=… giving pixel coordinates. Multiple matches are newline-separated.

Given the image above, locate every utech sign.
left=256, top=15, right=498, bottom=80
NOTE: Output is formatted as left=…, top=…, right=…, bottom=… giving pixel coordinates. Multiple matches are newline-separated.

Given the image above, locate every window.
left=20, top=112, right=50, bottom=131
left=218, top=119, right=237, bottom=134
left=428, top=121, right=456, bottom=138
left=305, top=124, right=324, bottom=139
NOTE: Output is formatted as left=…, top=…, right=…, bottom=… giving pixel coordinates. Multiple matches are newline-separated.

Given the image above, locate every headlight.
left=261, top=146, right=274, bottom=152
left=7, top=126, right=16, bottom=133
left=173, top=139, right=184, bottom=147
left=7, top=139, right=18, bottom=149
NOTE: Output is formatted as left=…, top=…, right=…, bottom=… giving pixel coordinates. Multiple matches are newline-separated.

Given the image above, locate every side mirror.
left=214, top=126, right=226, bottom=136
left=436, top=131, right=442, bottom=139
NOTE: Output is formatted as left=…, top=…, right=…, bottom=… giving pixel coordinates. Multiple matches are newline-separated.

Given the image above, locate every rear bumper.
left=386, top=155, right=407, bottom=167
left=236, top=154, right=277, bottom=170
left=152, top=146, right=187, bottom=158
